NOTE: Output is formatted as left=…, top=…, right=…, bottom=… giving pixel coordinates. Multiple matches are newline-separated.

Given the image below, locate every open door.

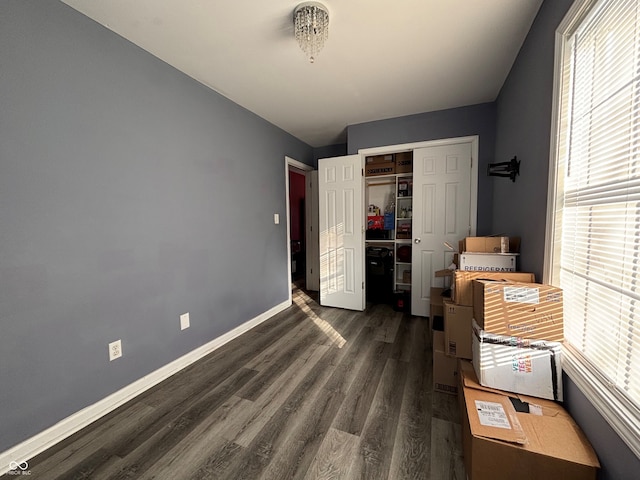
left=318, top=155, right=365, bottom=311
left=305, top=171, right=320, bottom=291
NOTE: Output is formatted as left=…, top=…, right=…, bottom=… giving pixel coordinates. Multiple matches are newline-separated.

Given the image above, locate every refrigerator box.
left=451, top=271, right=535, bottom=306
left=459, top=253, right=517, bottom=272
left=458, top=361, right=599, bottom=480
left=473, top=280, right=564, bottom=341
left=471, top=319, right=563, bottom=401
left=433, top=330, right=458, bottom=395
left=444, top=300, right=473, bottom=359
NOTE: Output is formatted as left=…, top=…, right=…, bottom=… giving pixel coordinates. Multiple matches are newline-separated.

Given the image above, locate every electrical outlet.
left=109, top=339, right=122, bottom=361
left=180, top=312, right=190, bottom=330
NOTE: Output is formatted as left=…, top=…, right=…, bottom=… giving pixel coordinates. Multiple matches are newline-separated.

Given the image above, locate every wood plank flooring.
left=8, top=287, right=464, bottom=480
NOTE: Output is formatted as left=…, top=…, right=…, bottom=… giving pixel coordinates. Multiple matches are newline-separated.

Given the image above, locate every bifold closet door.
left=411, top=142, right=472, bottom=317
left=318, top=155, right=365, bottom=311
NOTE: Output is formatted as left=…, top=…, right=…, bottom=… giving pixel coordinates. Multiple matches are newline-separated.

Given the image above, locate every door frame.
left=358, top=136, right=478, bottom=235
left=285, top=156, right=314, bottom=306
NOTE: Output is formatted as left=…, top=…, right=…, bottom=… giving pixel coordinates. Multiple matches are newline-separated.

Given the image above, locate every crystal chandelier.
left=293, top=2, right=329, bottom=63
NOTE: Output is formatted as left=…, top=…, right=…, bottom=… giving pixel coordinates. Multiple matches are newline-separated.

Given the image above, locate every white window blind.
left=547, top=0, right=640, bottom=456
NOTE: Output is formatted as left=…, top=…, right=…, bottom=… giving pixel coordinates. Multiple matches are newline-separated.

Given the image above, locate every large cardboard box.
left=452, top=271, right=535, bottom=306
left=473, top=280, right=563, bottom=341
left=459, top=253, right=517, bottom=272
left=460, top=236, right=508, bottom=253
left=459, top=361, right=599, bottom=480
left=430, top=287, right=447, bottom=330
left=459, top=236, right=521, bottom=254
left=444, top=300, right=473, bottom=359
left=365, top=154, right=395, bottom=176
left=433, top=330, right=458, bottom=395
left=472, top=319, right=563, bottom=401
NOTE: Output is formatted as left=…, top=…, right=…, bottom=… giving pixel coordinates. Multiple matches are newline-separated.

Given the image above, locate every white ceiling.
left=60, top=0, right=543, bottom=148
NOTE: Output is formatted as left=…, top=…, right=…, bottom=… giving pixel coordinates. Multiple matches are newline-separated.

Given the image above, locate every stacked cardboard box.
left=471, top=279, right=564, bottom=401
left=431, top=237, right=600, bottom=478
left=432, top=236, right=535, bottom=395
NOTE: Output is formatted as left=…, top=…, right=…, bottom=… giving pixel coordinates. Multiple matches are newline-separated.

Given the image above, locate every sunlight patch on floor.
left=293, top=290, right=347, bottom=348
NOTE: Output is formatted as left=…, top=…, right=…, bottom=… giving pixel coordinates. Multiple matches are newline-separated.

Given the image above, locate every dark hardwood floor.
left=7, top=287, right=464, bottom=479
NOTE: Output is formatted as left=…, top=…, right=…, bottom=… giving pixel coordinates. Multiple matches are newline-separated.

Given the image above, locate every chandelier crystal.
left=293, top=2, right=329, bottom=63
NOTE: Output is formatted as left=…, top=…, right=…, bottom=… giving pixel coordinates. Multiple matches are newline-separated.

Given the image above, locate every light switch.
left=274, top=213, right=280, bottom=224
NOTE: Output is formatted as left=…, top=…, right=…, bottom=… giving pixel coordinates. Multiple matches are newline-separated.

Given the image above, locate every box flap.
left=464, top=387, right=527, bottom=445
left=435, top=269, right=454, bottom=277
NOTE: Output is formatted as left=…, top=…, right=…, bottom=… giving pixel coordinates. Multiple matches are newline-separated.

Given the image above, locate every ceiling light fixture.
left=293, top=2, right=329, bottom=63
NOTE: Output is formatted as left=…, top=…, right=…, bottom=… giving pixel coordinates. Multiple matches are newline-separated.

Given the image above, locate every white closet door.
left=412, top=142, right=472, bottom=317
left=318, top=155, right=365, bottom=311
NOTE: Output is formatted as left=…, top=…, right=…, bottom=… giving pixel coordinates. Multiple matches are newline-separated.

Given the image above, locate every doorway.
left=285, top=157, right=318, bottom=305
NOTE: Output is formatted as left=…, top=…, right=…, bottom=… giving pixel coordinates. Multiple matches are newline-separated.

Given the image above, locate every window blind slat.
left=552, top=0, right=640, bottom=421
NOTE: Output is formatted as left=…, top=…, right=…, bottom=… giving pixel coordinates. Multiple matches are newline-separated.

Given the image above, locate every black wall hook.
left=488, top=156, right=520, bottom=182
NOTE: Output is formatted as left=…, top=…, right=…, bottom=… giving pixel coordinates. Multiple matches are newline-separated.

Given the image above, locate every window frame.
left=544, top=0, right=640, bottom=458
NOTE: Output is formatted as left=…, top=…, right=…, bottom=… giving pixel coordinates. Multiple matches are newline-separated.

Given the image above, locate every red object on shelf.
left=367, top=216, right=385, bottom=230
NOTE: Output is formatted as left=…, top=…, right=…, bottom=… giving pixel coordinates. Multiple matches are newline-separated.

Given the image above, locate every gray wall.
left=493, top=0, right=640, bottom=478
left=0, top=0, right=312, bottom=452
left=313, top=143, right=347, bottom=165
left=347, top=103, right=497, bottom=234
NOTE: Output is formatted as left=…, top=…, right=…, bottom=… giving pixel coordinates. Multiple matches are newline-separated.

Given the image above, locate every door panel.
left=318, top=155, right=364, bottom=310
left=412, top=142, right=472, bottom=317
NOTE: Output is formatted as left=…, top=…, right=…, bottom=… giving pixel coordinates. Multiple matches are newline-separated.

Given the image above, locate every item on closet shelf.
left=367, top=216, right=384, bottom=230
left=398, top=180, right=410, bottom=197
left=396, top=245, right=411, bottom=263
left=396, top=222, right=411, bottom=239
left=365, top=155, right=395, bottom=176
left=395, top=152, right=413, bottom=173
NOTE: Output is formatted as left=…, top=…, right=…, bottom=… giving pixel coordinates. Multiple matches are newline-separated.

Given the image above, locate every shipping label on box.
left=451, top=271, right=535, bottom=306
left=444, top=300, right=473, bottom=359
left=473, top=280, right=564, bottom=341
left=459, top=253, right=517, bottom=272
left=471, top=320, right=563, bottom=401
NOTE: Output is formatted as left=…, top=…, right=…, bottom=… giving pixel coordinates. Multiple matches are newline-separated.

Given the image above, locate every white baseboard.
left=0, top=299, right=291, bottom=475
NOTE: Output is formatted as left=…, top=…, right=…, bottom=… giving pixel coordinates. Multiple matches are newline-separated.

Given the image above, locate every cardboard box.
left=473, top=280, right=563, bottom=341
left=395, top=151, right=413, bottom=173
left=472, top=319, right=563, bottom=401
left=365, top=154, right=395, bottom=176
left=460, top=236, right=508, bottom=253
left=430, top=287, right=446, bottom=329
left=444, top=300, right=473, bottom=359
left=459, top=252, right=518, bottom=272
left=433, top=330, right=458, bottom=395
left=452, top=271, right=535, bottom=306
left=459, top=361, right=599, bottom=480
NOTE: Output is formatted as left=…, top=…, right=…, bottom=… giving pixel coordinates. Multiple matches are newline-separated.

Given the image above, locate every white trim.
left=359, top=135, right=479, bottom=235
left=563, top=347, right=640, bottom=459
left=0, top=299, right=290, bottom=476
left=284, top=156, right=313, bottom=306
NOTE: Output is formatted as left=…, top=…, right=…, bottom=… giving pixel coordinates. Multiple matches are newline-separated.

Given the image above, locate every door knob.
left=414, top=238, right=421, bottom=244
